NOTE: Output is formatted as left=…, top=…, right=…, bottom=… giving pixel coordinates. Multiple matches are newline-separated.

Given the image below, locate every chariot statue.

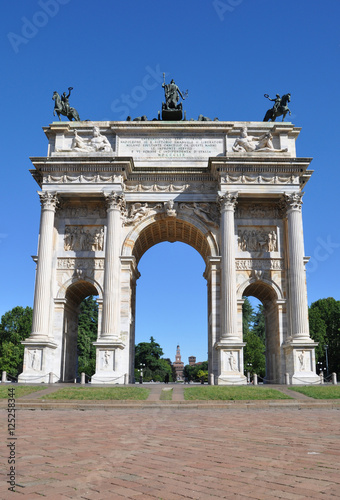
left=161, top=74, right=188, bottom=121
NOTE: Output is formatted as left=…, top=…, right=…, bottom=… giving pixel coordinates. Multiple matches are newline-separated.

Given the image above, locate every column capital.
left=283, top=191, right=304, bottom=213
left=104, top=191, right=126, bottom=212
left=38, top=191, right=58, bottom=211
left=218, top=191, right=238, bottom=212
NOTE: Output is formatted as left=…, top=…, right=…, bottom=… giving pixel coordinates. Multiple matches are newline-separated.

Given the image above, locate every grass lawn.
left=184, top=386, right=292, bottom=400
left=0, top=385, right=47, bottom=399
left=160, top=388, right=173, bottom=401
left=288, top=385, right=340, bottom=399
left=42, top=387, right=150, bottom=400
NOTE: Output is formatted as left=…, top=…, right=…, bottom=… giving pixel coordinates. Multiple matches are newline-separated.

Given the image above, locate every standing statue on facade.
left=52, top=87, right=80, bottom=121
left=263, top=93, right=291, bottom=122
left=161, top=74, right=188, bottom=121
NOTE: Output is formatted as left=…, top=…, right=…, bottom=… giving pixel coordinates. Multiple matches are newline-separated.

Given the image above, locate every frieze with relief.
left=220, top=174, right=299, bottom=185
left=237, top=227, right=278, bottom=253
left=235, top=259, right=284, bottom=271
left=64, top=226, right=104, bottom=252
left=57, top=258, right=105, bottom=270
left=123, top=201, right=219, bottom=228
left=43, top=173, right=122, bottom=184
left=124, top=181, right=216, bottom=193
left=235, top=203, right=282, bottom=219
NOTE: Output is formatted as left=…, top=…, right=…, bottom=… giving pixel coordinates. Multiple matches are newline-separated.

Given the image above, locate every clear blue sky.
left=1, top=0, right=339, bottom=364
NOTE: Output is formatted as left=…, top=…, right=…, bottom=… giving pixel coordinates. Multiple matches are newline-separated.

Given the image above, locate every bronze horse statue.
left=263, top=93, right=291, bottom=122
left=52, top=89, right=80, bottom=121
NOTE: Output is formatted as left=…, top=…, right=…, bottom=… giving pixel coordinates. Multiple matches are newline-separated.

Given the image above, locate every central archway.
left=122, top=215, right=220, bottom=382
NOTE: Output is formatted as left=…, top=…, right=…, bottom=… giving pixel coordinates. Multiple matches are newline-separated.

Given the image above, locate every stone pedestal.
left=283, top=341, right=319, bottom=385
left=215, top=342, right=247, bottom=385
left=18, top=341, right=58, bottom=383
left=91, top=341, right=126, bottom=384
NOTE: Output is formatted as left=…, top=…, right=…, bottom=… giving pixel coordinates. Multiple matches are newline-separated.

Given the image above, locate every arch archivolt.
left=122, top=211, right=219, bottom=264
left=56, top=276, right=103, bottom=302
left=237, top=276, right=284, bottom=303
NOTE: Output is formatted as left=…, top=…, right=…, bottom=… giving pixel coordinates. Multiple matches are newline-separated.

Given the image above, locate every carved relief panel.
left=237, top=226, right=278, bottom=253
left=64, top=226, right=104, bottom=252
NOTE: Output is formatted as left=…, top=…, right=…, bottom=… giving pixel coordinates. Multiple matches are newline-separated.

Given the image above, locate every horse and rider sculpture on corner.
left=52, top=87, right=80, bottom=121
left=263, top=93, right=291, bottom=122
left=51, top=84, right=292, bottom=123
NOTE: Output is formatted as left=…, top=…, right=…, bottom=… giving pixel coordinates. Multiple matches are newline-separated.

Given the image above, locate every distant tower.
left=188, top=356, right=196, bottom=366
left=173, top=345, right=184, bottom=380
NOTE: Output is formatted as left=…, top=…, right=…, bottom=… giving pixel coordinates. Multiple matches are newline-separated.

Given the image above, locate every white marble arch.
left=56, top=276, right=103, bottom=300
left=121, top=213, right=220, bottom=382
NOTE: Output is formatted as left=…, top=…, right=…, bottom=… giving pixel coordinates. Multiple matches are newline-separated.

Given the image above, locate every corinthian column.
left=30, top=192, right=58, bottom=340
left=219, top=192, right=239, bottom=340
left=100, top=192, right=125, bottom=340
left=284, top=192, right=310, bottom=339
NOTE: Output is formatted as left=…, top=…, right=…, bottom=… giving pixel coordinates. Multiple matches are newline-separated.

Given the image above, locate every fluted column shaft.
left=31, top=192, right=58, bottom=339
left=285, top=192, right=309, bottom=339
left=219, top=192, right=238, bottom=340
left=101, top=192, right=124, bottom=340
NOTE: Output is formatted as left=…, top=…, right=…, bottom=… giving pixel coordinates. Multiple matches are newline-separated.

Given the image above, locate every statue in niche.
left=52, top=87, right=80, bottom=121
left=28, top=349, right=40, bottom=371
left=232, top=127, right=288, bottom=153
left=263, top=93, right=292, bottom=122
left=298, top=351, right=306, bottom=371
left=227, top=351, right=237, bottom=372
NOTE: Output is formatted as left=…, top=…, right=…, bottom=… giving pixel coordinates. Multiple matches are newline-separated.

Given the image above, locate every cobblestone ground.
left=1, top=408, right=339, bottom=499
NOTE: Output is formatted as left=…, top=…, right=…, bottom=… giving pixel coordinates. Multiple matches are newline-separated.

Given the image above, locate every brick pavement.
left=1, top=407, right=339, bottom=499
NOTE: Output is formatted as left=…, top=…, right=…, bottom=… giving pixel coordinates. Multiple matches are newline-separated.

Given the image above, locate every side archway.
left=237, top=278, right=286, bottom=383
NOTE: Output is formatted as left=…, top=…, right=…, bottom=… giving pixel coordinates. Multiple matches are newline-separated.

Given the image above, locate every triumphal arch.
left=19, top=114, right=319, bottom=385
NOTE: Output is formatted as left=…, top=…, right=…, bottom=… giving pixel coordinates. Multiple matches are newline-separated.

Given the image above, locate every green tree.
left=252, top=304, right=266, bottom=344
left=242, top=297, right=255, bottom=335
left=0, top=306, right=33, bottom=377
left=183, top=361, right=208, bottom=382
left=243, top=331, right=266, bottom=378
left=135, top=337, right=173, bottom=382
left=309, top=298, right=340, bottom=375
left=77, top=296, right=98, bottom=377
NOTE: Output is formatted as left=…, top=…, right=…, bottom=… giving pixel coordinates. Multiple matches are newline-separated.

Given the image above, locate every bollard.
left=124, top=373, right=129, bottom=385
left=253, top=373, right=258, bottom=385
left=81, top=373, right=86, bottom=385
left=2, top=371, right=7, bottom=383
left=332, top=372, right=337, bottom=385
left=209, top=373, right=214, bottom=386
left=247, top=371, right=250, bottom=384
left=319, top=372, right=324, bottom=385
left=49, top=372, right=54, bottom=384
left=285, top=373, right=290, bottom=385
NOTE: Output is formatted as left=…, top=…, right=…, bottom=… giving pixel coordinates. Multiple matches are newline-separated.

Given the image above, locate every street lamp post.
left=139, top=363, right=145, bottom=384
left=324, top=345, right=329, bottom=378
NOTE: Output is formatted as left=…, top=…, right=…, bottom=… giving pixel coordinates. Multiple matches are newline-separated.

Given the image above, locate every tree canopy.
left=0, top=306, right=32, bottom=377
left=135, top=337, right=173, bottom=382
left=77, top=296, right=98, bottom=377
left=309, top=298, right=340, bottom=376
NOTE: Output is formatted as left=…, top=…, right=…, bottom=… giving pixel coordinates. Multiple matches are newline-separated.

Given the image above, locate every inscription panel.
left=118, top=134, right=224, bottom=160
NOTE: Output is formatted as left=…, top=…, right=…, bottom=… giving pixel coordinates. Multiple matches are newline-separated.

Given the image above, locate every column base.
left=215, top=341, right=247, bottom=386
left=283, top=340, right=319, bottom=385
left=91, top=340, right=126, bottom=385
left=18, top=340, right=58, bottom=383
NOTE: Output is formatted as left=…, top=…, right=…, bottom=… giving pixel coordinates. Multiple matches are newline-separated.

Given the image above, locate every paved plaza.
left=1, top=404, right=339, bottom=499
